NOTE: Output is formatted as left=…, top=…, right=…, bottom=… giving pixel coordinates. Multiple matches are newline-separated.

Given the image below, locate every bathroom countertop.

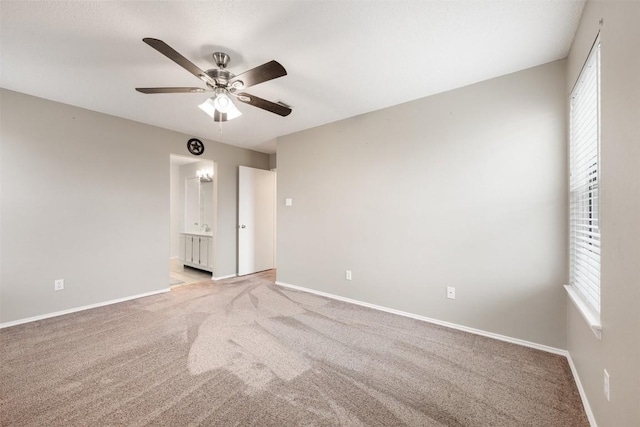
left=181, top=231, right=213, bottom=237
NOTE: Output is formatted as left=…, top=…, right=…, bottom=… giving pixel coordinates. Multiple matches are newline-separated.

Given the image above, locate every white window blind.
left=569, top=40, right=601, bottom=313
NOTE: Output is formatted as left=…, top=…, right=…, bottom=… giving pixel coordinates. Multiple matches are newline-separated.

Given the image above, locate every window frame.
left=565, top=35, right=602, bottom=339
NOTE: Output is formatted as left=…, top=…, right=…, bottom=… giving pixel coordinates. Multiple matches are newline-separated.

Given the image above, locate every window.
left=568, top=38, right=601, bottom=328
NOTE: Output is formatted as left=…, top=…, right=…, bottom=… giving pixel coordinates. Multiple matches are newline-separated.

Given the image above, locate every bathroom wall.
left=178, top=160, right=215, bottom=234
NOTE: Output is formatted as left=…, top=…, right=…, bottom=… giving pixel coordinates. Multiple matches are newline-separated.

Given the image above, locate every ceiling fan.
left=136, top=38, right=292, bottom=122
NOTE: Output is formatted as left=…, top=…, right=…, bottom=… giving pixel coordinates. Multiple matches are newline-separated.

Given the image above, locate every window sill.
left=564, top=285, right=602, bottom=340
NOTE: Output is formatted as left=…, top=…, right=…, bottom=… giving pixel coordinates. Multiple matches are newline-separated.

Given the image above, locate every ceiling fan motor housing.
left=205, top=68, right=235, bottom=87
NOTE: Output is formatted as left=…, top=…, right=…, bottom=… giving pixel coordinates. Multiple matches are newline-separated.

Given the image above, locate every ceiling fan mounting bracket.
left=212, top=52, right=230, bottom=69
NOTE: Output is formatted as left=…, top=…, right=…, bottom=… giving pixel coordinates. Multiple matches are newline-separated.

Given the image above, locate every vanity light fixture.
left=197, top=168, right=214, bottom=182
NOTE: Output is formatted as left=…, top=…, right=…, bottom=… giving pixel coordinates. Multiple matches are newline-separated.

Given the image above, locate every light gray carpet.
left=0, top=271, right=588, bottom=426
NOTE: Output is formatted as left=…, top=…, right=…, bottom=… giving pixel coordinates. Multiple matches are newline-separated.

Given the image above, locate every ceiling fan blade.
left=136, top=87, right=207, bottom=94
left=142, top=38, right=214, bottom=85
left=229, top=60, right=287, bottom=90
left=235, top=92, right=292, bottom=117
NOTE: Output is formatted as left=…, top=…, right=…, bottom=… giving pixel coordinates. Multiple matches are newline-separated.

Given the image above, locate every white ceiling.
left=0, top=1, right=584, bottom=154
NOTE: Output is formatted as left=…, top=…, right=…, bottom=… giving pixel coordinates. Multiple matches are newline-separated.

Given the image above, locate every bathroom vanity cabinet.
left=179, top=232, right=213, bottom=272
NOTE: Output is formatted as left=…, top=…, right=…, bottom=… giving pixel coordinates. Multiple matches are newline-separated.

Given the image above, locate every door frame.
left=237, top=166, right=276, bottom=276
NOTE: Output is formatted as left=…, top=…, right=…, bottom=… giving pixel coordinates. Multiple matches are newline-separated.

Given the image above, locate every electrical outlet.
left=447, top=287, right=455, bottom=299
left=604, top=369, right=610, bottom=401
left=345, top=270, right=352, bottom=281
left=54, top=279, right=64, bottom=291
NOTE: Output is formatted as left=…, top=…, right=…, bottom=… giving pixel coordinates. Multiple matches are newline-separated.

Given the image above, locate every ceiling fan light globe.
left=198, top=98, right=217, bottom=118
left=202, top=96, right=242, bottom=121
left=226, top=101, right=243, bottom=120
left=213, top=94, right=231, bottom=112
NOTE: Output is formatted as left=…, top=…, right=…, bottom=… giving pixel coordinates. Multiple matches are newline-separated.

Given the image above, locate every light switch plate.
left=285, top=198, right=293, bottom=206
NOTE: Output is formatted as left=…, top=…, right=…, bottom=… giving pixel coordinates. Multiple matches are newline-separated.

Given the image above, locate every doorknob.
left=240, top=224, right=246, bottom=229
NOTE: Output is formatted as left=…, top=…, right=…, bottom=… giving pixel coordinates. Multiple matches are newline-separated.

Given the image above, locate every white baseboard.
left=213, top=274, right=237, bottom=281
left=566, top=353, right=598, bottom=427
left=0, top=288, right=170, bottom=329
left=275, top=281, right=567, bottom=356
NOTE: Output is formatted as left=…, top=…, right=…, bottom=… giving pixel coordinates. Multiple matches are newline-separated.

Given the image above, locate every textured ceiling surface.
left=0, top=1, right=584, bottom=153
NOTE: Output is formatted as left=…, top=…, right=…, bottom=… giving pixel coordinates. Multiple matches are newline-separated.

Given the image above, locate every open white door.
left=238, top=166, right=275, bottom=276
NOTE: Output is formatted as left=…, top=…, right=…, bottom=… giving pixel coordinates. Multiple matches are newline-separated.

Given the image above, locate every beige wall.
left=0, top=89, right=268, bottom=323
left=277, top=60, right=568, bottom=349
left=566, top=1, right=640, bottom=425
left=269, top=153, right=277, bottom=170
left=169, top=162, right=181, bottom=258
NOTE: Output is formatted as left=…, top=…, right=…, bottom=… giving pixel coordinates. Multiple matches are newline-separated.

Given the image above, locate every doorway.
left=237, top=166, right=276, bottom=276
left=169, top=154, right=216, bottom=286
